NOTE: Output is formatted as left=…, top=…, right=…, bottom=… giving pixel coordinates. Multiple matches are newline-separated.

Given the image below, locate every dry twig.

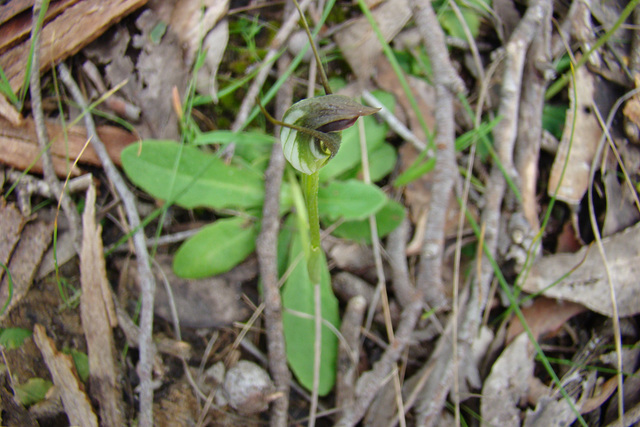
left=57, top=63, right=158, bottom=427
left=29, top=0, right=81, bottom=250
left=256, top=54, right=293, bottom=427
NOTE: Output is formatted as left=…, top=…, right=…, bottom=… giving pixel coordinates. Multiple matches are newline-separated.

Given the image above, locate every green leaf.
left=543, top=104, right=567, bottom=140
left=15, top=378, right=52, bottom=406
left=318, top=180, right=387, bottom=221
left=173, top=217, right=258, bottom=279
left=0, top=66, right=18, bottom=105
left=439, top=6, right=482, bottom=40
left=193, top=130, right=275, bottom=146
left=362, top=142, right=397, bottom=182
left=0, top=328, right=32, bottom=350
left=121, top=140, right=265, bottom=209
left=282, top=231, right=340, bottom=396
left=70, top=349, right=89, bottom=383
left=328, top=199, right=406, bottom=244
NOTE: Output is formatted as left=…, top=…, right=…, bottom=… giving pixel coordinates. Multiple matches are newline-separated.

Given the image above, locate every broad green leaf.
left=319, top=91, right=395, bottom=182
left=0, top=328, right=31, bottom=350
left=121, top=140, right=265, bottom=209
left=193, top=130, right=275, bottom=146
left=362, top=142, right=397, bottom=182
left=318, top=180, right=387, bottom=221
left=173, top=217, right=258, bottom=279
left=282, top=232, right=340, bottom=396
left=328, top=199, right=406, bottom=243
left=440, top=6, right=482, bottom=40
left=15, top=378, right=52, bottom=406
left=71, top=349, right=89, bottom=383
left=543, top=104, right=567, bottom=140
left=63, top=348, right=89, bottom=382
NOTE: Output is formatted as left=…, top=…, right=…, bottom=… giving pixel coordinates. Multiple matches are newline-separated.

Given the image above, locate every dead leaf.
left=521, top=221, right=640, bottom=317
left=167, top=0, right=229, bottom=65
left=548, top=64, right=602, bottom=205
left=333, top=0, right=412, bottom=82
left=80, top=183, right=123, bottom=426
left=0, top=218, right=53, bottom=321
left=33, top=324, right=98, bottom=427
left=154, top=381, right=199, bottom=427
left=506, top=297, right=586, bottom=344
left=481, top=333, right=534, bottom=427
left=602, top=149, right=640, bottom=237
left=0, top=198, right=26, bottom=283
left=0, top=93, right=21, bottom=125
left=132, top=254, right=254, bottom=328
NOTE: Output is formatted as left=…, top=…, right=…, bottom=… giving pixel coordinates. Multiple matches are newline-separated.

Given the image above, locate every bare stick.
left=412, top=0, right=464, bottom=311
left=335, top=295, right=366, bottom=415
left=256, top=53, right=293, bottom=427
left=57, top=63, right=158, bottom=427
left=30, top=0, right=81, bottom=250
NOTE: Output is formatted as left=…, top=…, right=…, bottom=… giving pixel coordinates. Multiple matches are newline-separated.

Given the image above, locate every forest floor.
left=0, top=0, right=639, bottom=426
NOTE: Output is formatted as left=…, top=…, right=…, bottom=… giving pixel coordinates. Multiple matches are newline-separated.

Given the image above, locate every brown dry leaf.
left=154, top=381, right=199, bottom=427
left=0, top=218, right=52, bottom=321
left=506, top=297, right=586, bottom=344
left=99, top=9, right=189, bottom=139
left=166, top=0, right=229, bottom=64
left=79, top=183, right=123, bottom=426
left=521, top=221, right=640, bottom=317
left=0, top=117, right=138, bottom=177
left=33, top=324, right=98, bottom=427
left=0, top=93, right=22, bottom=125
left=0, top=198, right=26, bottom=283
left=137, top=254, right=253, bottom=328
left=481, top=333, right=534, bottom=427
left=602, top=149, right=640, bottom=237
left=0, top=0, right=148, bottom=93
left=548, top=64, right=602, bottom=205
left=374, top=56, right=436, bottom=142
left=333, top=0, right=411, bottom=82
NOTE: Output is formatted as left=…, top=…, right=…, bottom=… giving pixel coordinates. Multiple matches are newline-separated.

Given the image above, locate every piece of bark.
left=0, top=0, right=80, bottom=53
left=33, top=324, right=98, bottom=427
left=80, top=184, right=123, bottom=426
left=0, top=219, right=52, bottom=321
left=0, top=117, right=138, bottom=177
left=0, top=0, right=147, bottom=92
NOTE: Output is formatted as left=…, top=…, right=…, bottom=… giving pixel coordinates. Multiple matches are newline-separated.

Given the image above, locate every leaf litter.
left=0, top=0, right=639, bottom=425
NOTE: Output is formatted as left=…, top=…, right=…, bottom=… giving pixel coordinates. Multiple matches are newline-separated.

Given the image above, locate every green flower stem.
left=303, top=171, right=322, bottom=285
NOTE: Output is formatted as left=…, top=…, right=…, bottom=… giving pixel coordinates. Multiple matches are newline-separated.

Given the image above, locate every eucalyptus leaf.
left=282, top=231, right=340, bottom=396
left=318, top=180, right=387, bottom=221
left=121, top=140, right=265, bottom=209
left=173, top=217, right=258, bottom=279
left=328, top=199, right=406, bottom=244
